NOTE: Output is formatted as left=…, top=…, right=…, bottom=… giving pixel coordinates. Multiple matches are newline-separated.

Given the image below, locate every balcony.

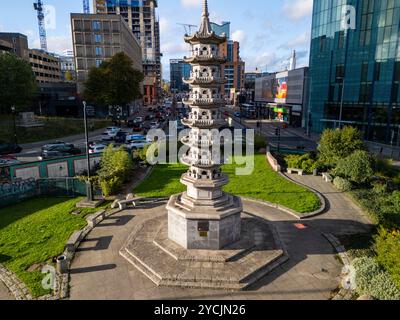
left=183, top=76, right=226, bottom=86
left=184, top=54, right=226, bottom=64
left=182, top=97, right=225, bottom=107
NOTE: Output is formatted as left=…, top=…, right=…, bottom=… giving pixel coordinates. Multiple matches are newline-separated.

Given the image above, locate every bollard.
left=56, top=255, right=68, bottom=274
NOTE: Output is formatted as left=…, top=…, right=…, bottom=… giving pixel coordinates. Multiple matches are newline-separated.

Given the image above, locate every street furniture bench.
left=118, top=193, right=137, bottom=210
left=86, top=210, right=106, bottom=228
left=322, top=172, right=333, bottom=183
left=66, top=230, right=83, bottom=253
left=287, top=168, right=304, bottom=176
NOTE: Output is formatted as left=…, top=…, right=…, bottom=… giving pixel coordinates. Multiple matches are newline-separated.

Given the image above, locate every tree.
left=0, top=53, right=37, bottom=114
left=98, top=145, right=133, bottom=196
left=318, top=126, right=366, bottom=167
left=83, top=52, right=144, bottom=118
left=334, top=150, right=374, bottom=184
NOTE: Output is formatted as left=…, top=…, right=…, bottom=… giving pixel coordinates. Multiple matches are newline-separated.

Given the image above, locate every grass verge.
left=134, top=154, right=321, bottom=214
left=0, top=197, right=109, bottom=298
left=0, top=117, right=111, bottom=144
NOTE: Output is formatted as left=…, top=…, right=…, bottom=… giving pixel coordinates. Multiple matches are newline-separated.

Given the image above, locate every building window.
left=374, top=62, right=381, bottom=81
left=361, top=62, right=369, bottom=82
left=96, top=59, right=103, bottom=67
left=94, top=34, right=102, bottom=43
left=95, top=47, right=103, bottom=56
left=93, top=20, right=101, bottom=30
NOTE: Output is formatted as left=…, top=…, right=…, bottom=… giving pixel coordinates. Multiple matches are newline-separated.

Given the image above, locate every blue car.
left=234, top=112, right=241, bottom=117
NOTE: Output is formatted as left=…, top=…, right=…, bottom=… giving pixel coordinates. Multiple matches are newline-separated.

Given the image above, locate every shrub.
left=318, top=126, right=366, bottom=167
left=284, top=152, right=317, bottom=174
left=333, top=176, right=353, bottom=192
left=352, top=257, right=400, bottom=300
left=372, top=182, right=388, bottom=195
left=284, top=154, right=302, bottom=169
left=374, top=227, right=400, bottom=289
left=254, top=134, right=267, bottom=151
left=98, top=145, right=134, bottom=196
left=374, top=157, right=397, bottom=179
left=334, top=150, right=374, bottom=184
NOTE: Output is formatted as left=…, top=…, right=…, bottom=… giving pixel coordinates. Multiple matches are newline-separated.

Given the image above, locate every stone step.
left=119, top=248, right=162, bottom=285
left=239, top=252, right=289, bottom=286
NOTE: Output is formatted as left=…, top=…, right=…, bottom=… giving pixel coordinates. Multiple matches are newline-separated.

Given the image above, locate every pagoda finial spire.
left=198, top=0, right=212, bottom=36
left=203, top=0, right=209, bottom=17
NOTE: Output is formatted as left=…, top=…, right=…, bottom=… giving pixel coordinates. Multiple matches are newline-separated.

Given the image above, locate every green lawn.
left=134, top=154, right=321, bottom=214
left=0, top=116, right=111, bottom=144
left=0, top=197, right=109, bottom=298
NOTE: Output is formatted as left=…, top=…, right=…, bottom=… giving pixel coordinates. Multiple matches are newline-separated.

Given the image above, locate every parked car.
left=132, top=123, right=143, bottom=132
left=40, top=144, right=81, bottom=160
left=134, top=117, right=143, bottom=123
left=126, top=134, right=147, bottom=143
left=0, top=142, right=22, bottom=155
left=101, top=132, right=114, bottom=142
left=126, top=140, right=151, bottom=151
left=114, top=131, right=128, bottom=143
left=0, top=156, right=21, bottom=166
left=89, top=144, right=107, bottom=154
left=234, top=111, right=241, bottom=117
left=149, top=121, right=159, bottom=130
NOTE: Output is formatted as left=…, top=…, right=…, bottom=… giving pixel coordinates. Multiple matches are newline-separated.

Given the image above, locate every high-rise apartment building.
left=170, top=59, right=191, bottom=92
left=210, top=22, right=245, bottom=100
left=0, top=33, right=29, bottom=61
left=94, top=0, right=162, bottom=105
left=308, top=0, right=400, bottom=145
left=70, top=13, right=142, bottom=94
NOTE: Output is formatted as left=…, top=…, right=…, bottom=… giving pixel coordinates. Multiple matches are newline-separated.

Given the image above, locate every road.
left=11, top=106, right=170, bottom=163
left=223, top=107, right=317, bottom=152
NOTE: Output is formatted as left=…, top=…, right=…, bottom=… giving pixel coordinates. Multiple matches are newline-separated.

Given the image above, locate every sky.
left=0, top=0, right=313, bottom=80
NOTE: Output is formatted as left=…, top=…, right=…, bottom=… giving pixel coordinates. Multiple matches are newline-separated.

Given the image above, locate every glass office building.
left=308, top=0, right=400, bottom=145
left=170, top=59, right=191, bottom=92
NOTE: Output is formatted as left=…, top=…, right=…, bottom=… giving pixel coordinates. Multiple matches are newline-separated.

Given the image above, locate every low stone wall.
left=266, top=152, right=281, bottom=172
left=322, top=233, right=354, bottom=300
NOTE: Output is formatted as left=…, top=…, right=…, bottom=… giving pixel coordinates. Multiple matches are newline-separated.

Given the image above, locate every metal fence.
left=0, top=178, right=102, bottom=209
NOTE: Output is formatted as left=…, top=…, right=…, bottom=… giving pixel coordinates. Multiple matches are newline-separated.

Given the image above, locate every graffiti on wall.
left=0, top=178, right=37, bottom=196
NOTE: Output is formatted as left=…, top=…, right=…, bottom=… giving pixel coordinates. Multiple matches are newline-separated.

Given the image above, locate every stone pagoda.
left=120, top=0, right=286, bottom=291
left=166, top=0, right=242, bottom=250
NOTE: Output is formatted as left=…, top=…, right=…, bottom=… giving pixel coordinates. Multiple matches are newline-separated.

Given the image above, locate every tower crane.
left=33, top=0, right=47, bottom=51
left=177, top=23, right=198, bottom=36
left=83, top=0, right=90, bottom=14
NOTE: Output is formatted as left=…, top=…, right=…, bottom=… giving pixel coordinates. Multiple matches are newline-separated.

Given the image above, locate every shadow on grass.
left=0, top=254, right=11, bottom=263
left=0, top=197, right=72, bottom=231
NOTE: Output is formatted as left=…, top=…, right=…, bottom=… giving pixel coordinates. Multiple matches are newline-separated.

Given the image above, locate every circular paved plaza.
left=68, top=176, right=372, bottom=300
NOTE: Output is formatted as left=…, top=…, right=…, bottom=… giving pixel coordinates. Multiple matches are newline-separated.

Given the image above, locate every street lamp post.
left=11, top=106, right=17, bottom=144
left=83, top=101, right=93, bottom=201
left=338, top=78, right=345, bottom=129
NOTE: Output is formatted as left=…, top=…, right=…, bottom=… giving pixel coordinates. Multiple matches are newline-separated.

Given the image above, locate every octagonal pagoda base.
left=119, top=213, right=288, bottom=291
left=166, top=193, right=242, bottom=250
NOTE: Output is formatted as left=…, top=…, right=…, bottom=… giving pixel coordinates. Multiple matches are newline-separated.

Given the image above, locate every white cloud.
left=282, top=0, right=313, bottom=21
left=181, top=0, right=201, bottom=8
left=232, top=30, right=246, bottom=44
left=31, top=36, right=72, bottom=54
left=161, top=42, right=190, bottom=56
left=280, top=31, right=311, bottom=49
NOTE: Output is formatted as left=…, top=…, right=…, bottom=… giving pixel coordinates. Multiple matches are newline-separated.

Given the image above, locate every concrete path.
left=68, top=188, right=372, bottom=300
left=286, top=173, right=373, bottom=235
left=0, top=280, right=13, bottom=300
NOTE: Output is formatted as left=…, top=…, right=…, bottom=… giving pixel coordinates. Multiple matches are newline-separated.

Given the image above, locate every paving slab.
left=68, top=196, right=366, bottom=300
left=0, top=280, right=13, bottom=300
